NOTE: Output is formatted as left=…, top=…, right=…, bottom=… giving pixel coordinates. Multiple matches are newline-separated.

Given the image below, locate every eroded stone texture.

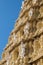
left=0, top=0, right=43, bottom=65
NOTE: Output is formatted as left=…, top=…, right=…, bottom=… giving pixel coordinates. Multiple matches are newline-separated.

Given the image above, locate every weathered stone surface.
left=0, top=0, right=43, bottom=65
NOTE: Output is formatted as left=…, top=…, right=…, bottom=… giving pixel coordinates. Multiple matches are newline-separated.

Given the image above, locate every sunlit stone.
left=1, top=0, right=43, bottom=65
left=19, top=19, right=23, bottom=25
left=32, top=0, right=37, bottom=5
left=7, top=60, right=9, bottom=65
left=28, top=8, right=33, bottom=19
left=14, top=34, right=17, bottom=43
left=19, top=42, right=25, bottom=58
left=24, top=22, right=30, bottom=35
left=7, top=53, right=11, bottom=65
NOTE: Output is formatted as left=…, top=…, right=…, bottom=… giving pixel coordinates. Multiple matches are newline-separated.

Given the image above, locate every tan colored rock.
left=0, top=0, right=43, bottom=65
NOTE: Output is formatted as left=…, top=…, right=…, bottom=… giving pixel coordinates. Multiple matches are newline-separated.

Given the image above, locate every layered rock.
left=0, top=0, right=43, bottom=65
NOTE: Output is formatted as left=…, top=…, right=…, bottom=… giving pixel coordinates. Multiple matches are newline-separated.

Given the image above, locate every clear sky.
left=0, top=0, right=23, bottom=59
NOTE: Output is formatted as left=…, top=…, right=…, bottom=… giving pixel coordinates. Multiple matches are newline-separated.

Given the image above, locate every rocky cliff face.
left=0, top=0, right=43, bottom=65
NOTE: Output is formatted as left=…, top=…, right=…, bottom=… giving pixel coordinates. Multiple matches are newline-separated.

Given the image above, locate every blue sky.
left=0, top=0, right=23, bottom=59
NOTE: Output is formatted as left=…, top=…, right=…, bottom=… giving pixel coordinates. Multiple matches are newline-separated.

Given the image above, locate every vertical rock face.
left=0, top=0, right=43, bottom=65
